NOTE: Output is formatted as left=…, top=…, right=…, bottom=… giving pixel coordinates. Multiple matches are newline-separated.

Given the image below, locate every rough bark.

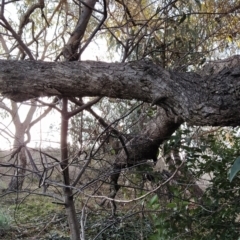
left=0, top=58, right=240, bottom=126
left=114, top=107, right=182, bottom=167
left=1, top=56, right=240, bottom=205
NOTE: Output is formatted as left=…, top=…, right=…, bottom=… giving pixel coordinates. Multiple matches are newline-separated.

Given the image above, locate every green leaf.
left=178, top=13, right=186, bottom=25
left=167, top=202, right=176, bottom=209
left=152, top=204, right=160, bottom=210
left=229, top=156, right=240, bottom=182
left=110, top=149, right=116, bottom=155
left=149, top=194, right=158, bottom=206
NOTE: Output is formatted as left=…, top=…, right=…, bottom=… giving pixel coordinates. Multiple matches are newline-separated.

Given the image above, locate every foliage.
left=229, top=156, right=240, bottom=182
left=0, top=193, right=69, bottom=239
left=144, top=127, right=240, bottom=239
left=0, top=192, right=156, bottom=239
left=2, top=126, right=240, bottom=240
left=105, top=0, right=240, bottom=67
left=83, top=211, right=153, bottom=240
left=0, top=208, right=11, bottom=230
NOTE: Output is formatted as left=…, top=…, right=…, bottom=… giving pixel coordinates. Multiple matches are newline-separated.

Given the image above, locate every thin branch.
left=25, top=147, right=41, bottom=178
left=85, top=160, right=184, bottom=203
left=0, top=15, right=34, bottom=59
left=68, top=96, right=102, bottom=118
left=28, top=97, right=58, bottom=128
left=0, top=0, right=20, bottom=5
left=74, top=0, right=104, bottom=14
left=37, top=98, right=61, bottom=112
left=89, top=103, right=143, bottom=159
left=0, top=33, right=9, bottom=58
left=79, top=0, right=108, bottom=57
left=86, top=107, right=130, bottom=160
left=0, top=100, right=12, bottom=113
left=62, top=0, right=98, bottom=61
left=115, top=0, right=136, bottom=26
left=0, top=0, right=5, bottom=19
left=18, top=0, right=45, bottom=36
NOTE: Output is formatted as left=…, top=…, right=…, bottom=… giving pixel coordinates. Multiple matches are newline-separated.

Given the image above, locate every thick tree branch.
left=114, top=107, right=182, bottom=167
left=1, top=58, right=240, bottom=126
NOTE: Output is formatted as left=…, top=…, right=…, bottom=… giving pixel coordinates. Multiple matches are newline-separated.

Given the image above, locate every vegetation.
left=1, top=0, right=240, bottom=239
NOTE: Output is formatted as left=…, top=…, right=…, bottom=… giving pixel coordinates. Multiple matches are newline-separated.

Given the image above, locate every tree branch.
left=62, top=0, right=98, bottom=61
left=1, top=58, right=240, bottom=126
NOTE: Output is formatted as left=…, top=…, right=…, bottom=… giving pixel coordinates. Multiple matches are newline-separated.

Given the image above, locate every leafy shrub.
left=0, top=208, right=11, bottom=237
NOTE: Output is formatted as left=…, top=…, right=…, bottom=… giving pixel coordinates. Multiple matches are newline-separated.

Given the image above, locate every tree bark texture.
left=0, top=58, right=240, bottom=126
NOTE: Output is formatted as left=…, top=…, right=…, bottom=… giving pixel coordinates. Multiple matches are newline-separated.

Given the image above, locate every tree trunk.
left=61, top=98, right=80, bottom=240
left=7, top=101, right=37, bottom=191
left=8, top=129, right=26, bottom=191
left=8, top=147, right=27, bottom=191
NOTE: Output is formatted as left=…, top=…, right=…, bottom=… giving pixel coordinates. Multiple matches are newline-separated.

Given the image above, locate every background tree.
left=0, top=0, right=67, bottom=191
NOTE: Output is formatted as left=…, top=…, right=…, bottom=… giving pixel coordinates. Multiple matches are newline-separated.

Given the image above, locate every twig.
left=84, top=161, right=184, bottom=204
